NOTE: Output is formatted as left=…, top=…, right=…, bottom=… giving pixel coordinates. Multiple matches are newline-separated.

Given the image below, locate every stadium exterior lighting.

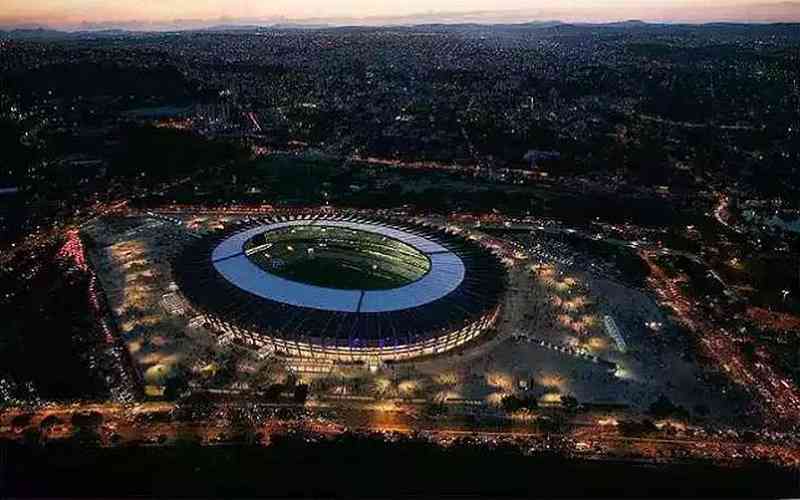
left=173, top=215, right=507, bottom=363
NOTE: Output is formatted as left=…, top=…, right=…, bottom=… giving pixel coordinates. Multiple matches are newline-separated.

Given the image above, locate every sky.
left=2, top=0, right=800, bottom=29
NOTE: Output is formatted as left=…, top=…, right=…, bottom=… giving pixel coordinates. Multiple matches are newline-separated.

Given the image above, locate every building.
left=173, top=214, right=507, bottom=363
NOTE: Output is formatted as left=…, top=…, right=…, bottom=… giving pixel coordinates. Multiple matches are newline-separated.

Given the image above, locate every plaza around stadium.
left=80, top=208, right=747, bottom=422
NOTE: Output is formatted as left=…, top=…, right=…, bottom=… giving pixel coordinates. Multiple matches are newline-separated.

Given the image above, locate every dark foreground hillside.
left=2, top=434, right=797, bottom=497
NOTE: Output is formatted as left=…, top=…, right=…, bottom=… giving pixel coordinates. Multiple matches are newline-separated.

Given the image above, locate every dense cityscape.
left=1, top=18, right=799, bottom=497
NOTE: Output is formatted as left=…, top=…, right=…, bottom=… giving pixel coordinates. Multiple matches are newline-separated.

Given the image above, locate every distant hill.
left=2, top=19, right=799, bottom=39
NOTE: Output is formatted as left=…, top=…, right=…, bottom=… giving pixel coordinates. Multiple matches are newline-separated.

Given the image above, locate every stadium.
left=173, top=214, right=507, bottom=362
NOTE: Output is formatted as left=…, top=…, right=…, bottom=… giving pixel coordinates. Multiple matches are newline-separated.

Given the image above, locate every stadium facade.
left=173, top=215, right=507, bottom=362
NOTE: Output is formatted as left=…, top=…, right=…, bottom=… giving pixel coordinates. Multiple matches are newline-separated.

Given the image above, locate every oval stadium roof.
left=173, top=215, right=507, bottom=346
left=211, top=220, right=465, bottom=313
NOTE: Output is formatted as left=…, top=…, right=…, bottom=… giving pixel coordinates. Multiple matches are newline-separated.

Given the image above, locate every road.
left=3, top=398, right=799, bottom=468
left=640, top=252, right=800, bottom=426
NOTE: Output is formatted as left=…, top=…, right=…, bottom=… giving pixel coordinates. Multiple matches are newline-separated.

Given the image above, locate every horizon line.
left=3, top=4, right=800, bottom=32
left=2, top=18, right=800, bottom=33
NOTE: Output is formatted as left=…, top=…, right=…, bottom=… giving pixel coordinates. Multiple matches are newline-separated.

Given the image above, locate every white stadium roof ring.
left=211, top=220, right=467, bottom=313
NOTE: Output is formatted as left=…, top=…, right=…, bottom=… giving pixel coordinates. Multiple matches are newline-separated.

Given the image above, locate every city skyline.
left=2, top=0, right=800, bottom=30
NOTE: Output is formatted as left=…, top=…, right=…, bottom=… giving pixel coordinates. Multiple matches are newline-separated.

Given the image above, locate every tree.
left=39, top=415, right=62, bottom=432
left=211, top=349, right=238, bottom=387
left=293, top=384, right=309, bottom=405
left=618, top=419, right=657, bottom=437
left=248, top=361, right=281, bottom=391
left=648, top=394, right=689, bottom=419
left=263, top=383, right=285, bottom=402
left=501, top=395, right=524, bottom=413
left=537, top=414, right=567, bottom=433
left=164, top=364, right=190, bottom=400
left=424, top=402, right=447, bottom=417
left=741, top=342, right=756, bottom=360
left=72, top=426, right=101, bottom=445
left=501, top=394, right=538, bottom=413
left=22, top=428, right=43, bottom=447
left=561, top=395, right=579, bottom=410
left=11, top=413, right=33, bottom=430
left=71, top=411, right=103, bottom=430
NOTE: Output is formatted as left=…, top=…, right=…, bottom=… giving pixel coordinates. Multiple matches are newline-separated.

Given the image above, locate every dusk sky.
left=2, top=0, right=800, bottom=28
